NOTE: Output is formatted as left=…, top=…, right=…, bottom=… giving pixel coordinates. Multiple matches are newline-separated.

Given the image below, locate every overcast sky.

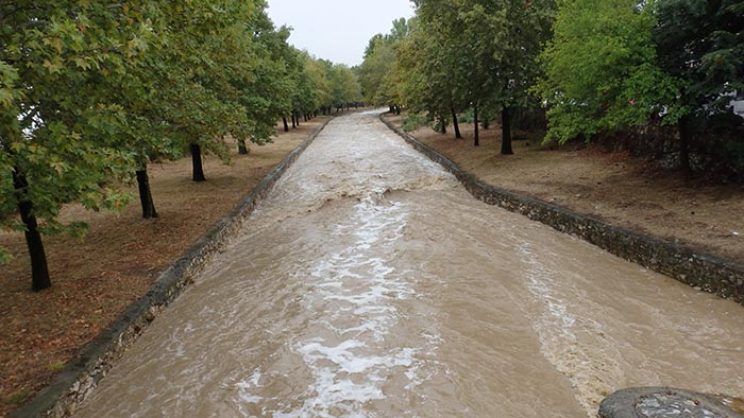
left=267, top=0, right=415, bottom=67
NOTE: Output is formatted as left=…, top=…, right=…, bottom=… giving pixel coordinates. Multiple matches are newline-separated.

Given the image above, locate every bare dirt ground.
left=385, top=113, right=744, bottom=262
left=0, top=118, right=329, bottom=416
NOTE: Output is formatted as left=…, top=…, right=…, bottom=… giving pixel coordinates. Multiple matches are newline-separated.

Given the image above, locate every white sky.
left=267, top=0, right=415, bottom=67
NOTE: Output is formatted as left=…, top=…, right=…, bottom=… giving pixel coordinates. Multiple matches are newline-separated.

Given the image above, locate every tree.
left=483, top=0, right=555, bottom=154
left=653, top=0, right=744, bottom=174
left=1, top=1, right=142, bottom=290
left=397, top=11, right=468, bottom=139
left=407, top=0, right=512, bottom=147
left=328, top=64, right=362, bottom=111
left=238, top=7, right=295, bottom=149
left=535, top=0, right=680, bottom=145
left=157, top=0, right=256, bottom=183
left=453, top=0, right=504, bottom=147
left=304, top=54, right=332, bottom=115
left=293, top=52, right=327, bottom=121
left=359, top=38, right=397, bottom=104
left=359, top=18, right=409, bottom=106
left=100, top=2, right=187, bottom=218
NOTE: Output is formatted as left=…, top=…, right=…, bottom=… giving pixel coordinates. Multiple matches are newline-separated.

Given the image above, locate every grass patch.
left=6, top=390, right=31, bottom=405
left=402, top=114, right=429, bottom=132
left=46, top=361, right=66, bottom=373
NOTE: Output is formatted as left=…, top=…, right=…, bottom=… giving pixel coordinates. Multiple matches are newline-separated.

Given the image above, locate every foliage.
left=653, top=0, right=744, bottom=125
left=723, top=141, right=744, bottom=174
left=328, top=63, right=362, bottom=109
left=305, top=56, right=333, bottom=111
left=397, top=5, right=469, bottom=119
left=534, top=0, right=680, bottom=144
left=483, top=0, right=555, bottom=112
left=535, top=0, right=742, bottom=149
left=359, top=0, right=742, bottom=171
left=241, top=7, right=295, bottom=143
left=384, top=0, right=553, bottom=146
left=358, top=18, right=409, bottom=105
left=0, top=0, right=361, bottom=288
left=402, top=114, right=430, bottom=132
left=457, top=109, right=476, bottom=124
left=0, top=1, right=145, bottom=264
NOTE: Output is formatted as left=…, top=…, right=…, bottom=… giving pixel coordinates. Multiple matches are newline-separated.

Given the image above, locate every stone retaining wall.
left=381, top=115, right=744, bottom=306
left=12, top=119, right=333, bottom=418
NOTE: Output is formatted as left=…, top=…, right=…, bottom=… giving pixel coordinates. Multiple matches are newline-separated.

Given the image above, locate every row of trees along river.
left=358, top=0, right=743, bottom=172
left=1, top=1, right=363, bottom=292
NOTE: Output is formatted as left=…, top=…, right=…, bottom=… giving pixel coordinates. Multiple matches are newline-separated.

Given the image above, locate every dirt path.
left=73, top=111, right=743, bottom=418
left=0, top=118, right=329, bottom=416
left=387, top=114, right=744, bottom=263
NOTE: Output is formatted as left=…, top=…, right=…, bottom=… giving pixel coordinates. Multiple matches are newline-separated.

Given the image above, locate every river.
left=75, top=110, right=744, bottom=418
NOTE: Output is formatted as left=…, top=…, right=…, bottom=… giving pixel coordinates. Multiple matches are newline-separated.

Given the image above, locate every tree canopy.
left=535, top=0, right=680, bottom=144
left=361, top=0, right=742, bottom=168
left=374, top=0, right=554, bottom=148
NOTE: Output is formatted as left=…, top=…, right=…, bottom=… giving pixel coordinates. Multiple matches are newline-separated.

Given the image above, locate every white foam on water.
left=264, top=195, right=436, bottom=417
left=299, top=340, right=416, bottom=374
left=235, top=368, right=264, bottom=404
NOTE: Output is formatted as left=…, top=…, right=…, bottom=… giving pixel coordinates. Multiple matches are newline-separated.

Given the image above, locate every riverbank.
left=0, top=117, right=329, bottom=416
left=384, top=113, right=744, bottom=263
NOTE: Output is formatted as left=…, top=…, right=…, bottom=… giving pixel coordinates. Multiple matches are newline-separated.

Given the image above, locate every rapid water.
left=75, top=111, right=743, bottom=418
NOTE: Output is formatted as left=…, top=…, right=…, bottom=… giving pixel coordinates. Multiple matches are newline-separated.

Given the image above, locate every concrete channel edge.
left=12, top=118, right=333, bottom=418
left=380, top=114, right=744, bottom=306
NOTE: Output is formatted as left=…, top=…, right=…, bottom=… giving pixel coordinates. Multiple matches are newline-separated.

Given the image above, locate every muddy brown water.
left=75, top=111, right=743, bottom=418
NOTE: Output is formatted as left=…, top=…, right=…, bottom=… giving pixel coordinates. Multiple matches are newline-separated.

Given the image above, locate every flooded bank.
left=75, top=111, right=744, bottom=418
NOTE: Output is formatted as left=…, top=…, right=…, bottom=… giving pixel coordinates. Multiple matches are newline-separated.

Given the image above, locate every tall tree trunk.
left=501, top=106, right=514, bottom=155
left=136, top=166, right=158, bottom=219
left=282, top=117, right=289, bottom=132
left=678, top=117, right=692, bottom=176
left=191, top=143, right=206, bottom=182
left=473, top=104, right=480, bottom=147
left=482, top=117, right=490, bottom=130
left=395, top=105, right=401, bottom=115
left=238, top=139, right=249, bottom=155
left=439, top=115, right=447, bottom=134
left=291, top=114, right=297, bottom=128
left=12, top=167, right=51, bottom=291
left=451, top=107, right=462, bottom=139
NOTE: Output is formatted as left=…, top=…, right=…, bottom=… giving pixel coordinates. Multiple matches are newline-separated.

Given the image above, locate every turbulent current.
left=75, top=111, right=743, bottom=418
